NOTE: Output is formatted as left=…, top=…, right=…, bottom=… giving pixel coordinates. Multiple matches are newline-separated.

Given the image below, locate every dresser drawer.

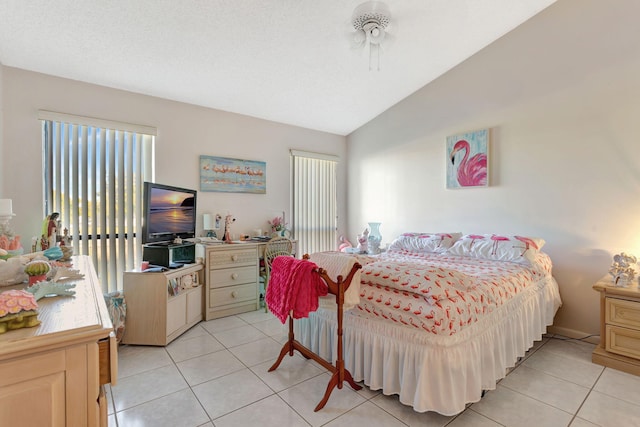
left=98, top=333, right=118, bottom=386
left=606, top=325, right=640, bottom=359
left=208, top=248, right=257, bottom=269
left=606, top=297, right=640, bottom=329
left=209, top=266, right=257, bottom=288
left=210, top=283, right=257, bottom=307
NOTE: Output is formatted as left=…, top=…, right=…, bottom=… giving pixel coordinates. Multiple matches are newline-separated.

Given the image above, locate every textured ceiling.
left=0, top=0, right=556, bottom=135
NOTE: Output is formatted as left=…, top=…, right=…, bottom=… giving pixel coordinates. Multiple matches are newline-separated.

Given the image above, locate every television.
left=142, top=182, right=197, bottom=245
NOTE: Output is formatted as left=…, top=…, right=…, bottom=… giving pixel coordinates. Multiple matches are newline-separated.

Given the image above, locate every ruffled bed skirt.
left=294, top=276, right=562, bottom=416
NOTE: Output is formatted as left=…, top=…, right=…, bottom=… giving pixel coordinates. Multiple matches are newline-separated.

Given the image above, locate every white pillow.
left=447, top=234, right=545, bottom=265
left=388, top=232, right=462, bottom=253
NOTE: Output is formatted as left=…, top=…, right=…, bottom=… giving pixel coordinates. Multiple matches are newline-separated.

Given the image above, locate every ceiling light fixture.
left=351, top=1, right=392, bottom=71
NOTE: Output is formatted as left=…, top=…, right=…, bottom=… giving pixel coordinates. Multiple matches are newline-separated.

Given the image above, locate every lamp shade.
left=203, top=213, right=213, bottom=230
left=0, top=199, right=14, bottom=216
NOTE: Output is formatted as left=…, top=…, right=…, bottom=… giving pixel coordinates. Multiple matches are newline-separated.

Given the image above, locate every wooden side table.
left=592, top=275, right=640, bottom=376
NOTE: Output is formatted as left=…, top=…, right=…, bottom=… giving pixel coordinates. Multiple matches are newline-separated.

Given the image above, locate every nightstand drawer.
left=606, top=297, right=640, bottom=329
left=208, top=248, right=257, bottom=268
left=210, top=283, right=257, bottom=307
left=606, top=325, right=640, bottom=359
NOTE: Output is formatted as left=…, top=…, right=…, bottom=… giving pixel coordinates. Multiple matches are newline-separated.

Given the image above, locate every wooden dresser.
left=201, top=244, right=260, bottom=320
left=592, top=275, right=640, bottom=375
left=196, top=241, right=297, bottom=320
left=0, top=255, right=117, bottom=426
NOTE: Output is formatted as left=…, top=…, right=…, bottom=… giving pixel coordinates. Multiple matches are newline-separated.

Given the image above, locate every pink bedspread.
left=354, top=250, right=553, bottom=336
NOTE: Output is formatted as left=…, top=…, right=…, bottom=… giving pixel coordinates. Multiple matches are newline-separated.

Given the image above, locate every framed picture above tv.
left=199, top=155, right=266, bottom=194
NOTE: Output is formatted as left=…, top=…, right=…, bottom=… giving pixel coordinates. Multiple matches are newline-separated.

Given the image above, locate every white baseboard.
left=547, top=325, right=600, bottom=345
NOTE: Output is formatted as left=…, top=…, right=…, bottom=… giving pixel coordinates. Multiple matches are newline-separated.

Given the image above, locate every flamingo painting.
left=200, top=155, right=266, bottom=194
left=446, top=129, right=488, bottom=188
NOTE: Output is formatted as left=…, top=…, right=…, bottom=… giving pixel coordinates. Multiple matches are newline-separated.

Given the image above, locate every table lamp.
left=203, top=214, right=215, bottom=238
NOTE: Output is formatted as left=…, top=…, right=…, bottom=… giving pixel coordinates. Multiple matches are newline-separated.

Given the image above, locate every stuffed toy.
left=338, top=235, right=353, bottom=252
left=357, top=228, right=369, bottom=253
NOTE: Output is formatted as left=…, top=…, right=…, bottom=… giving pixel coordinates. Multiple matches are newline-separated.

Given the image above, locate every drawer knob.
left=231, top=273, right=238, bottom=280
left=231, top=291, right=237, bottom=298
left=231, top=255, right=238, bottom=261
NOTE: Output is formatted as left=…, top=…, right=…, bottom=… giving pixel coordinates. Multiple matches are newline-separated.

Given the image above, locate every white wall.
left=0, top=62, right=4, bottom=194
left=1, top=68, right=346, bottom=253
left=347, top=0, right=640, bottom=337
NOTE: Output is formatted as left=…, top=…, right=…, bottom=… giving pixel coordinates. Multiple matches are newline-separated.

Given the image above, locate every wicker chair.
left=263, top=237, right=294, bottom=312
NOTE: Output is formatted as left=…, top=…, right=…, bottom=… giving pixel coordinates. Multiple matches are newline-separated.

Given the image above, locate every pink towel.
left=265, top=256, right=328, bottom=324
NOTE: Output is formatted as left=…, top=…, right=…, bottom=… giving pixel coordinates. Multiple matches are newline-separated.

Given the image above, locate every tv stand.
left=123, top=263, right=203, bottom=346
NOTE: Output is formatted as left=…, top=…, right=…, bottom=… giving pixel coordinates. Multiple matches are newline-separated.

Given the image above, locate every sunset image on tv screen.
left=148, top=188, right=195, bottom=234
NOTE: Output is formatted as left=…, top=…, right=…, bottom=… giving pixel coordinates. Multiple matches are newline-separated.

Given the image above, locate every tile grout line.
left=114, top=315, right=344, bottom=425
left=566, top=367, right=607, bottom=427
left=491, top=336, right=606, bottom=426
left=175, top=314, right=318, bottom=426
left=210, top=314, right=406, bottom=426
left=463, top=336, right=569, bottom=427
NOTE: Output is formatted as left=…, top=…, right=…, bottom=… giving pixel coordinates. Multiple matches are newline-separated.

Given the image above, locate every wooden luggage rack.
left=268, top=256, right=362, bottom=412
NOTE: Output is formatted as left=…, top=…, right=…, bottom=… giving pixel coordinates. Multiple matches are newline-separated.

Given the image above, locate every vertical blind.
left=290, top=150, right=338, bottom=256
left=40, top=111, right=155, bottom=292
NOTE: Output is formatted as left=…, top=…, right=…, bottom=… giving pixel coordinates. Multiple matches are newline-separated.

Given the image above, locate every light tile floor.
left=108, top=310, right=640, bottom=427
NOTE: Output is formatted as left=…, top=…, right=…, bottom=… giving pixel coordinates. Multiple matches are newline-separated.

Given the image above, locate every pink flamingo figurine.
left=222, top=214, right=236, bottom=242
left=338, top=235, right=353, bottom=252
left=450, top=140, right=487, bottom=186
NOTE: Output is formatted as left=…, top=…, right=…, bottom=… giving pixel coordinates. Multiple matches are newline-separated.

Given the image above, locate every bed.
left=295, top=232, right=562, bottom=416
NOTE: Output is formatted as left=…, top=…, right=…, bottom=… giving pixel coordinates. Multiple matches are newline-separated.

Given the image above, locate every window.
left=290, top=150, right=338, bottom=256
left=40, top=111, right=155, bottom=292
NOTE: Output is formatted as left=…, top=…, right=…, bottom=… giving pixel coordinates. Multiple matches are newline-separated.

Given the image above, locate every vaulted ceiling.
left=0, top=0, right=556, bottom=135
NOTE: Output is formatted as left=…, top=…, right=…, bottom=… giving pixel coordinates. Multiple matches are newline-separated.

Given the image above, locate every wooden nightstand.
left=592, top=275, right=640, bottom=375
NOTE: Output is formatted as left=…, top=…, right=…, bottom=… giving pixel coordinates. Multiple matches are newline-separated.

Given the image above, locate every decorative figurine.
left=367, top=222, right=382, bottom=254
left=24, top=260, right=51, bottom=286
left=338, top=235, right=353, bottom=252
left=61, top=228, right=71, bottom=247
left=0, top=256, right=28, bottom=286
left=49, top=267, right=84, bottom=283
left=0, top=289, right=41, bottom=333
left=40, top=212, right=60, bottom=251
left=609, top=252, right=637, bottom=286
left=58, top=230, right=74, bottom=262
left=357, top=228, right=369, bottom=253
left=222, top=214, right=236, bottom=242
left=0, top=199, right=23, bottom=258
left=26, top=281, right=76, bottom=301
